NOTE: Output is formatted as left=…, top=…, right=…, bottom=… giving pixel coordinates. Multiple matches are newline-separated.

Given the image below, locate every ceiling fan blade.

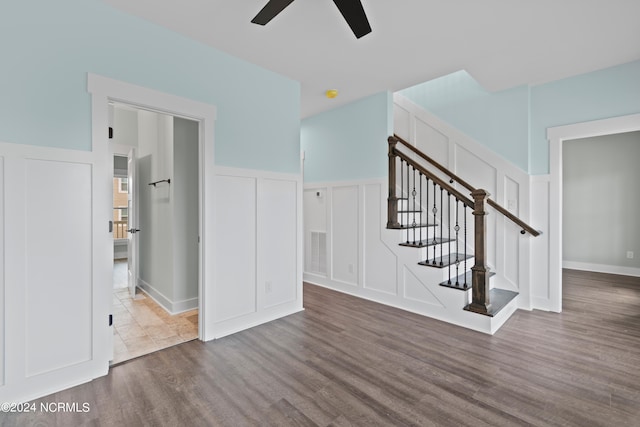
left=332, top=0, right=372, bottom=39
left=251, top=0, right=296, bottom=25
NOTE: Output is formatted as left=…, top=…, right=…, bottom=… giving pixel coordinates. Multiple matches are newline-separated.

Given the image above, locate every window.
left=119, top=178, right=128, bottom=193
left=120, top=208, right=128, bottom=220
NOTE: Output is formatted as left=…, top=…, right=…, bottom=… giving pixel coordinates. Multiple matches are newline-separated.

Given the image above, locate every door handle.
left=127, top=228, right=141, bottom=234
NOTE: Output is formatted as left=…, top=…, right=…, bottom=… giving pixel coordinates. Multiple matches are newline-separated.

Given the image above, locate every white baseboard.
left=563, top=260, right=640, bottom=278
left=137, top=279, right=199, bottom=314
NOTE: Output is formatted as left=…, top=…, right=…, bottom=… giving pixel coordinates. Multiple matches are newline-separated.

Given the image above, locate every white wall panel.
left=259, top=179, right=298, bottom=309
left=25, top=159, right=92, bottom=377
left=331, top=186, right=359, bottom=286
left=214, top=175, right=257, bottom=322
left=531, top=178, right=551, bottom=309
left=502, top=177, right=520, bottom=288
left=403, top=266, right=445, bottom=307
left=0, top=156, right=4, bottom=386
left=212, top=166, right=303, bottom=339
left=454, top=144, right=497, bottom=196
left=415, top=118, right=449, bottom=166
left=363, top=184, right=397, bottom=295
left=393, top=105, right=411, bottom=141
left=505, top=177, right=520, bottom=216
left=455, top=144, right=497, bottom=268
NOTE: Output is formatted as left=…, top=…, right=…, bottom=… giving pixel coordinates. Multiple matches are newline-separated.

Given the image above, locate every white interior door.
left=127, top=148, right=139, bottom=298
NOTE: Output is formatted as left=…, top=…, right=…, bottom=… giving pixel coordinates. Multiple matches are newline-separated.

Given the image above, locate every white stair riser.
left=437, top=258, right=475, bottom=282
left=413, top=242, right=456, bottom=260
left=401, top=227, right=437, bottom=243
left=397, top=199, right=411, bottom=211
left=400, top=228, right=460, bottom=244
left=397, top=211, right=423, bottom=225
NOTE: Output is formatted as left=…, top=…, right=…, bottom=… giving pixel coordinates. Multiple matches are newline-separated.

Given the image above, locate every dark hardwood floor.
left=3, top=269, right=640, bottom=426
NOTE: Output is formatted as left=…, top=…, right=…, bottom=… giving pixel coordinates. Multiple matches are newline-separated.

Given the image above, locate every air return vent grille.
left=309, top=231, right=327, bottom=275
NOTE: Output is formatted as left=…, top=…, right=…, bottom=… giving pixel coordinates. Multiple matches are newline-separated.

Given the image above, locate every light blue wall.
left=301, top=92, right=392, bottom=182
left=530, top=61, right=640, bottom=175
left=0, top=0, right=300, bottom=173
left=399, top=71, right=530, bottom=172
left=398, top=61, right=640, bottom=175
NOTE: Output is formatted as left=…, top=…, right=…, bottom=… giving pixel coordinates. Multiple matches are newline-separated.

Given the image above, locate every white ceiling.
left=103, top=0, right=640, bottom=118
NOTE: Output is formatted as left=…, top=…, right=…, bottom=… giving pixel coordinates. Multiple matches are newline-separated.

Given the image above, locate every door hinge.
left=109, top=127, right=113, bottom=139
left=109, top=220, right=113, bottom=233
left=109, top=314, right=113, bottom=326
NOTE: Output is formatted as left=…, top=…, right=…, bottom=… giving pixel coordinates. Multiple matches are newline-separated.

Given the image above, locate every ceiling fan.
left=251, top=0, right=372, bottom=39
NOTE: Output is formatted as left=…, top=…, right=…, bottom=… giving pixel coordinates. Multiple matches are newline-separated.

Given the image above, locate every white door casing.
left=88, top=73, right=217, bottom=345
left=547, top=112, right=640, bottom=313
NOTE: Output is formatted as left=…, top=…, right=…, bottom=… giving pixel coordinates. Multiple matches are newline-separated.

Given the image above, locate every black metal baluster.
left=406, top=160, right=410, bottom=241
left=455, top=199, right=460, bottom=287
left=464, top=204, right=468, bottom=289
left=412, top=167, right=417, bottom=245
left=425, top=177, right=429, bottom=256
left=432, top=181, right=437, bottom=265
left=439, top=187, right=444, bottom=266
left=400, top=159, right=403, bottom=210
left=447, top=191, right=452, bottom=285
left=419, top=173, right=423, bottom=245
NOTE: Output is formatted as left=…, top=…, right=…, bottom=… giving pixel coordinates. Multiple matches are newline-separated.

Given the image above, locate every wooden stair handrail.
left=389, top=135, right=541, bottom=237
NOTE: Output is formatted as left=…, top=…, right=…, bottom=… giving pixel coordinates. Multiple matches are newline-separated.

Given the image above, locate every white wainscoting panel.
left=454, top=145, right=497, bottom=195
left=304, top=179, right=510, bottom=334
left=0, top=141, right=109, bottom=404
left=331, top=186, right=359, bottom=286
left=403, top=266, right=445, bottom=307
left=25, top=159, right=93, bottom=377
left=415, top=116, right=449, bottom=166
left=501, top=176, right=521, bottom=289
left=212, top=167, right=303, bottom=339
left=394, top=104, right=411, bottom=141
left=531, top=176, right=552, bottom=310
left=213, top=175, right=257, bottom=322
left=363, top=184, right=397, bottom=295
left=258, top=178, right=298, bottom=309
left=0, top=156, right=4, bottom=386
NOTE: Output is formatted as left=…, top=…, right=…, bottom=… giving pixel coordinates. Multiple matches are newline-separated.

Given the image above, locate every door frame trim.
left=547, top=112, right=640, bottom=313
left=88, top=74, right=217, bottom=352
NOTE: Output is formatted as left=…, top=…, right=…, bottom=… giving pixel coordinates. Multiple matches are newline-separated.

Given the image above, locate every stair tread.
left=388, top=223, right=437, bottom=230
left=464, top=288, right=519, bottom=317
left=439, top=271, right=496, bottom=290
left=399, top=237, right=455, bottom=248
left=417, top=253, right=473, bottom=268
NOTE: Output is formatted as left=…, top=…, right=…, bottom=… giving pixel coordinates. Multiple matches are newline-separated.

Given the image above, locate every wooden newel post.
left=468, top=189, right=491, bottom=314
left=387, top=136, right=400, bottom=228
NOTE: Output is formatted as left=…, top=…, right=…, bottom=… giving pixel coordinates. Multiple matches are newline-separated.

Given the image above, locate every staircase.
left=386, top=135, right=541, bottom=319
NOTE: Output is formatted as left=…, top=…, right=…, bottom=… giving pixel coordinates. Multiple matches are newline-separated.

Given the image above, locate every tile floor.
left=112, top=277, right=198, bottom=364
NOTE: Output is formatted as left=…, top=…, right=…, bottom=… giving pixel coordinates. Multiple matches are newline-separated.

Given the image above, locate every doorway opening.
left=548, top=113, right=640, bottom=312
left=110, top=103, right=200, bottom=364
left=562, top=131, right=640, bottom=276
